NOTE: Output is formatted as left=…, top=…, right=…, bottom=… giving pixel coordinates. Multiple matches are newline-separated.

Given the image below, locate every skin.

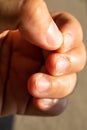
left=0, top=0, right=86, bottom=116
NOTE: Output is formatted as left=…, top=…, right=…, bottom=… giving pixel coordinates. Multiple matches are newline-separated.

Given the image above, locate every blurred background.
left=0, top=0, right=87, bottom=130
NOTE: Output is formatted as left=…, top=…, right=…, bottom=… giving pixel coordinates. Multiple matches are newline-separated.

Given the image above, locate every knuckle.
left=58, top=73, right=77, bottom=98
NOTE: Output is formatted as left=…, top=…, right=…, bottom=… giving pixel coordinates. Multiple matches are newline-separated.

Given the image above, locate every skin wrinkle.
left=0, top=32, right=27, bottom=115
left=0, top=37, right=7, bottom=88
left=0, top=36, right=5, bottom=114
left=0, top=30, right=44, bottom=116
left=24, top=95, right=33, bottom=115
left=0, top=32, right=11, bottom=115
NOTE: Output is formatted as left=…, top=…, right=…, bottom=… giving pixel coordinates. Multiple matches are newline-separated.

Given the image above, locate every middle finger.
left=46, top=43, right=86, bottom=76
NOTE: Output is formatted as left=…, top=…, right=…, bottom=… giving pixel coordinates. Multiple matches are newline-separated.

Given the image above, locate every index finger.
left=52, top=12, right=83, bottom=53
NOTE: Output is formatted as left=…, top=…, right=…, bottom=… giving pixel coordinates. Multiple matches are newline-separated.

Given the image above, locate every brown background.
left=0, top=0, right=87, bottom=130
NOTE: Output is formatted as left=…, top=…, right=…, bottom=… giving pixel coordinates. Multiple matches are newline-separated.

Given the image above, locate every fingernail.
left=40, top=99, right=58, bottom=109
left=36, top=76, right=50, bottom=93
left=47, top=20, right=63, bottom=49
left=55, top=56, right=69, bottom=75
left=63, top=33, right=73, bottom=50
left=40, top=99, right=53, bottom=109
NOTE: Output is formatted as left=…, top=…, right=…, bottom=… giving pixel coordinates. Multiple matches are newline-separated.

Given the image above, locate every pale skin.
left=0, top=0, right=86, bottom=116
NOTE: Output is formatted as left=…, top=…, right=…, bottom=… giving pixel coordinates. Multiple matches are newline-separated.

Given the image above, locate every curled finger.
left=33, top=97, right=68, bottom=116
left=28, top=73, right=77, bottom=98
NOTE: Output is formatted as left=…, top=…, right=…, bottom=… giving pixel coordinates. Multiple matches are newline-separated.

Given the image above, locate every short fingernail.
left=47, top=20, right=63, bottom=49
left=63, top=33, right=73, bottom=51
left=36, top=76, right=50, bottom=93
left=40, top=99, right=58, bottom=109
left=55, top=56, right=69, bottom=75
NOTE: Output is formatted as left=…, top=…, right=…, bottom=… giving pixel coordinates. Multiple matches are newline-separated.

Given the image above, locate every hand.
left=19, top=1, right=86, bottom=115
left=0, top=0, right=65, bottom=116
left=0, top=29, right=67, bottom=116
left=28, top=12, right=86, bottom=114
left=1, top=12, right=86, bottom=117
left=0, top=0, right=86, bottom=116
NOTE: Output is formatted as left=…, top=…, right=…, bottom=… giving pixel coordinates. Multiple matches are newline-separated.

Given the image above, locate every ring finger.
left=28, top=72, right=77, bottom=98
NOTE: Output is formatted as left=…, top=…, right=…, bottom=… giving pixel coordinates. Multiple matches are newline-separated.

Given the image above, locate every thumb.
left=19, top=0, right=63, bottom=50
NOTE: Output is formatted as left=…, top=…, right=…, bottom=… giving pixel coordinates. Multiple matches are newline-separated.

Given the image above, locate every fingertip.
left=28, top=73, right=50, bottom=98
left=33, top=98, right=68, bottom=116
left=27, top=73, right=49, bottom=97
